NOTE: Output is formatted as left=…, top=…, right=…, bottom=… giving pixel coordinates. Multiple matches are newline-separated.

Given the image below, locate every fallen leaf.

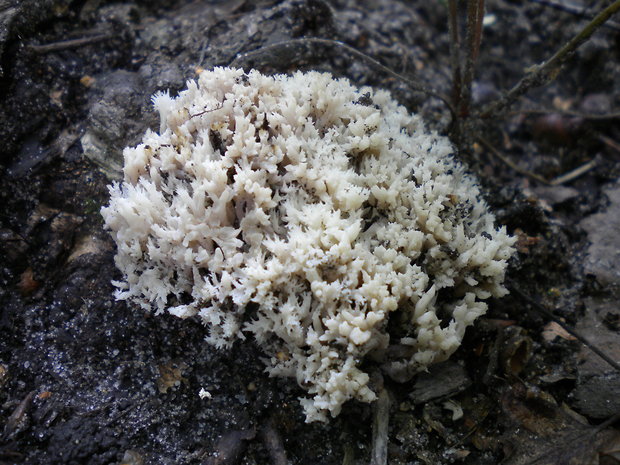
left=542, top=321, right=577, bottom=342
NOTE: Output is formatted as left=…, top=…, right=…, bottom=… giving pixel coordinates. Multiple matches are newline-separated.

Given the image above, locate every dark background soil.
left=1, top=1, right=620, bottom=464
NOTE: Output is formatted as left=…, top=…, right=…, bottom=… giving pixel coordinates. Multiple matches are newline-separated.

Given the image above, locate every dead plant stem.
left=460, top=0, right=485, bottom=117
left=480, top=0, right=620, bottom=118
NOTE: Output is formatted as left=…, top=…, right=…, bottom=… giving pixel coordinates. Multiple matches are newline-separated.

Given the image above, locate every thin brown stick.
left=510, top=108, right=620, bottom=120
left=460, top=0, right=485, bottom=117
left=599, top=135, right=620, bottom=153
left=480, top=0, right=620, bottom=118
left=549, top=159, right=597, bottom=185
left=29, top=33, right=113, bottom=53
left=529, top=0, right=620, bottom=31
left=479, top=136, right=597, bottom=185
left=478, top=136, right=551, bottom=185
left=229, top=37, right=455, bottom=118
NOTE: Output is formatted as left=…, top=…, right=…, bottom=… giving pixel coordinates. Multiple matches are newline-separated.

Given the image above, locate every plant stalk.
left=480, top=0, right=620, bottom=118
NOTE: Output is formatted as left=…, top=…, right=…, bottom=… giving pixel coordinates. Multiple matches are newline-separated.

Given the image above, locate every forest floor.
left=1, top=0, right=620, bottom=464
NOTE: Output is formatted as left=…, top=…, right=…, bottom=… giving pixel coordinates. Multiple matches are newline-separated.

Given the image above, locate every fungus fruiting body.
left=101, top=67, right=515, bottom=422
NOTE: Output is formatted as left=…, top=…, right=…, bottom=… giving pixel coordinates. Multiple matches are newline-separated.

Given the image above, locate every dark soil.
left=1, top=1, right=620, bottom=464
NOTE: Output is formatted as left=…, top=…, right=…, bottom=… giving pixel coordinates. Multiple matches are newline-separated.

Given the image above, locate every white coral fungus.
left=101, top=67, right=515, bottom=422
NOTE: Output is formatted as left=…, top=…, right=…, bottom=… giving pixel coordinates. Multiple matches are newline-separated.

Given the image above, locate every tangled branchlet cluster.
left=101, top=67, right=515, bottom=422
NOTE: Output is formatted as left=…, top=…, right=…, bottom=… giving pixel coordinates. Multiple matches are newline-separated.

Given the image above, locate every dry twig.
left=460, top=0, right=485, bottom=117
left=477, top=136, right=551, bottom=185
left=480, top=0, right=620, bottom=118
left=479, top=136, right=598, bottom=185
left=549, top=159, right=597, bottom=185
left=230, top=37, right=455, bottom=117
left=29, top=33, right=113, bottom=53
left=530, top=0, right=620, bottom=31
left=511, top=108, right=620, bottom=120
left=599, top=135, right=620, bottom=153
